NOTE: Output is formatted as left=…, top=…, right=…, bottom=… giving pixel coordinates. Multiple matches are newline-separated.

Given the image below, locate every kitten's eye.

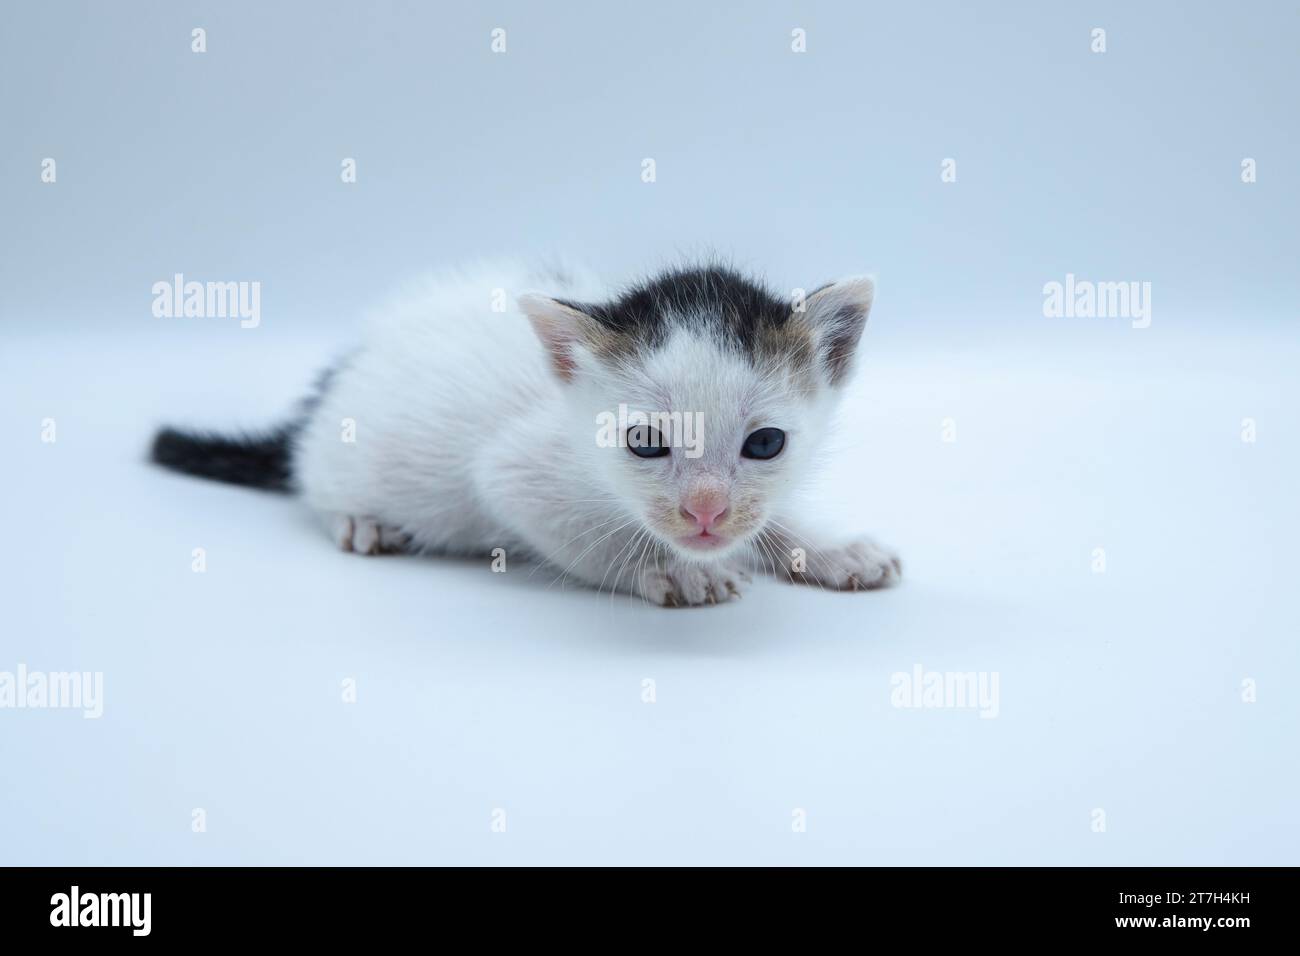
left=627, top=425, right=670, bottom=458
left=741, top=427, right=785, bottom=460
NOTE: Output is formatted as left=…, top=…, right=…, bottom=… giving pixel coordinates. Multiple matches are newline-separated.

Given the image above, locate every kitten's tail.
left=150, top=425, right=297, bottom=492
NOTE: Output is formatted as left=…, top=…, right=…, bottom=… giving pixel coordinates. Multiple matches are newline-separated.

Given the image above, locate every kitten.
left=151, top=260, right=901, bottom=606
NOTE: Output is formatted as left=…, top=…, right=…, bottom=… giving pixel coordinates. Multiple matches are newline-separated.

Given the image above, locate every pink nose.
left=681, top=501, right=728, bottom=532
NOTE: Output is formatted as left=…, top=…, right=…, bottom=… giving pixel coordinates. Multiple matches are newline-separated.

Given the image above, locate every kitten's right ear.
left=518, top=294, right=602, bottom=382
left=800, top=276, right=875, bottom=387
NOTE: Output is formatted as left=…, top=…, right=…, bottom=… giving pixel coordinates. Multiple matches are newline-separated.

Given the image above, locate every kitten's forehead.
left=643, top=329, right=765, bottom=407
left=569, top=266, right=814, bottom=374
left=614, top=330, right=790, bottom=464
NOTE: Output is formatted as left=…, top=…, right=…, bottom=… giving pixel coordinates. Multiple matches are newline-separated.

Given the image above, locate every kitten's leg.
left=636, top=561, right=752, bottom=607
left=326, top=513, right=411, bottom=556
left=755, top=520, right=902, bottom=591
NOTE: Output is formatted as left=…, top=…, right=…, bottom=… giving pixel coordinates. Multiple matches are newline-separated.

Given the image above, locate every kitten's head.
left=520, top=265, right=873, bottom=562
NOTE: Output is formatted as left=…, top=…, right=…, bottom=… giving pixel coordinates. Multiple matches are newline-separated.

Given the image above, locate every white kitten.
left=152, top=259, right=901, bottom=606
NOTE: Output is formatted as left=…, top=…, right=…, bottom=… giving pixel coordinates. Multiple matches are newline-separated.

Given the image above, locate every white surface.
left=2, top=322, right=1295, bottom=865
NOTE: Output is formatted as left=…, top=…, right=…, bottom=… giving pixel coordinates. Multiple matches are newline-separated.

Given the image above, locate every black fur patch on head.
left=562, top=266, right=796, bottom=359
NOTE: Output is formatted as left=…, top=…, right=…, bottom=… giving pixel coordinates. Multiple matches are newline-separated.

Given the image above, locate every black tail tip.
left=150, top=425, right=295, bottom=492
left=149, top=426, right=193, bottom=465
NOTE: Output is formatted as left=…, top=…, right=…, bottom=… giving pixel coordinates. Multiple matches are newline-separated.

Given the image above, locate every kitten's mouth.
left=677, top=531, right=729, bottom=551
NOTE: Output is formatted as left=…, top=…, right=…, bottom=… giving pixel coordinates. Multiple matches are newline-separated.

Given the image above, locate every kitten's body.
left=295, top=261, right=602, bottom=560
left=153, top=259, right=901, bottom=605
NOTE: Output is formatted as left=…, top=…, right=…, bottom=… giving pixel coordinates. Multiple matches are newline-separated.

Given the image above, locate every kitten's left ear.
left=518, top=294, right=602, bottom=382
left=800, top=276, right=875, bottom=386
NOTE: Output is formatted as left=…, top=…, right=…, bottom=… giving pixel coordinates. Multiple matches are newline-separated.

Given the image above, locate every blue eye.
left=741, top=427, right=785, bottom=460
left=627, top=425, right=670, bottom=458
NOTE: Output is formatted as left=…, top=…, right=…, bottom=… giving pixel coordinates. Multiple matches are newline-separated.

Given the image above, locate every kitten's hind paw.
left=330, top=514, right=410, bottom=556
left=638, top=563, right=751, bottom=608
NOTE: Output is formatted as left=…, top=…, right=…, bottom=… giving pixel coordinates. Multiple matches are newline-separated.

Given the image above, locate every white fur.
left=293, top=260, right=900, bottom=606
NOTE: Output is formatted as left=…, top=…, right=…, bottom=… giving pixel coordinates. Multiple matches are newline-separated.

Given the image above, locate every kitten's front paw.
left=794, top=537, right=902, bottom=591
left=639, top=563, right=751, bottom=607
